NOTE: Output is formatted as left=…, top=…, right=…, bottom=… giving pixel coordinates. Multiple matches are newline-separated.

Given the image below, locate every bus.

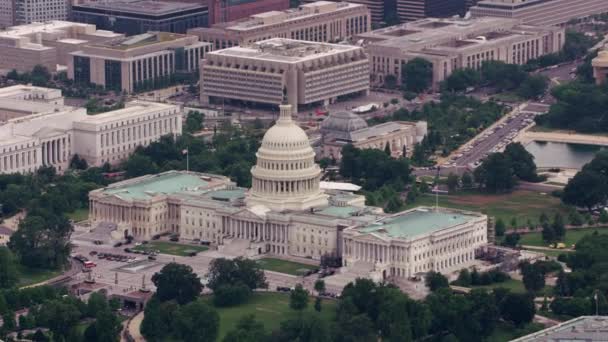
left=83, top=261, right=96, bottom=268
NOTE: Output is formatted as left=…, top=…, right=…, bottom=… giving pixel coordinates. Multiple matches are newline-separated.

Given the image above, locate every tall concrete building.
left=397, top=0, right=466, bottom=22
left=68, top=32, right=212, bottom=92
left=304, top=0, right=383, bottom=25
left=470, top=0, right=608, bottom=27
left=89, top=103, right=488, bottom=283
left=0, top=21, right=123, bottom=73
left=208, top=0, right=289, bottom=25
left=0, top=85, right=183, bottom=173
left=188, top=1, right=371, bottom=49
left=71, top=0, right=209, bottom=35
left=0, top=0, right=70, bottom=27
left=200, top=38, right=369, bottom=113
left=357, top=17, right=564, bottom=89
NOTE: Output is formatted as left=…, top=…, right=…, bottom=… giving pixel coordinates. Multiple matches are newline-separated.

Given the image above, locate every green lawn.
left=18, top=266, right=62, bottom=287
left=204, top=292, right=336, bottom=340
left=133, top=241, right=208, bottom=257
left=66, top=208, right=89, bottom=222
left=488, top=322, right=545, bottom=342
left=471, top=278, right=527, bottom=294
left=409, top=190, right=571, bottom=228
left=256, top=258, right=317, bottom=276
left=519, top=227, right=608, bottom=247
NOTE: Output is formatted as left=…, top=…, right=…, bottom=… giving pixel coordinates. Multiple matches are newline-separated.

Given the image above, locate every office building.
left=68, top=32, right=212, bottom=92
left=0, top=21, right=123, bottom=73
left=592, top=49, right=608, bottom=85
left=470, top=0, right=608, bottom=27
left=71, top=0, right=208, bottom=35
left=357, top=17, right=564, bottom=89
left=89, top=103, right=488, bottom=282
left=342, top=207, right=487, bottom=280
left=208, top=0, right=289, bottom=25
left=320, top=110, right=427, bottom=159
left=71, top=101, right=183, bottom=166
left=0, top=85, right=182, bottom=173
left=304, top=0, right=383, bottom=25
left=188, top=1, right=371, bottom=49
left=512, top=316, right=608, bottom=342
left=398, top=0, right=466, bottom=22
left=200, top=38, right=369, bottom=113
left=0, top=0, right=69, bottom=28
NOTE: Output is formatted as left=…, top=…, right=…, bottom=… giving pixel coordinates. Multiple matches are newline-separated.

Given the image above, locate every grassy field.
left=204, top=292, right=337, bottom=340
left=409, top=190, right=571, bottom=228
left=488, top=322, right=545, bottom=342
left=66, top=208, right=89, bottom=222
left=470, top=278, right=526, bottom=294
left=133, top=241, right=208, bottom=257
left=519, top=227, right=608, bottom=247
left=18, top=266, right=62, bottom=287
left=256, top=258, right=317, bottom=276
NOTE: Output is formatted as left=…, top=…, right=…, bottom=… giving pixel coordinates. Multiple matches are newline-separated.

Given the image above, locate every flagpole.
left=187, top=150, right=189, bottom=172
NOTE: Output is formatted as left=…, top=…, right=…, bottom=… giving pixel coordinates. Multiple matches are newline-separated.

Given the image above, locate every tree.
left=277, top=313, right=331, bottom=342
left=402, top=58, right=433, bottom=93
left=314, top=279, right=326, bottom=294
left=455, top=269, right=472, bottom=286
left=36, top=299, right=82, bottom=339
left=140, top=297, right=166, bottom=341
left=504, top=142, right=539, bottom=182
left=599, top=210, right=608, bottom=223
left=0, top=248, right=19, bottom=289
left=499, top=293, right=535, bottom=327
left=461, top=172, right=474, bottom=189
left=562, top=169, right=607, bottom=211
left=173, top=301, right=220, bottom=342
left=425, top=271, right=448, bottom=292
left=542, top=222, right=556, bottom=243
left=520, top=261, right=545, bottom=293
left=442, top=68, right=480, bottom=92
left=206, top=257, right=267, bottom=292
left=502, top=233, right=520, bottom=248
left=552, top=213, right=566, bottom=241
left=384, top=142, right=391, bottom=156
left=495, top=218, right=506, bottom=237
left=123, top=154, right=159, bottom=178
left=9, top=213, right=72, bottom=269
left=151, top=263, right=203, bottom=305
left=517, top=74, right=548, bottom=99
left=290, top=284, right=309, bottom=311
left=314, top=297, right=322, bottom=312
left=69, top=154, right=88, bottom=170
left=446, top=173, right=459, bottom=192
left=474, top=153, right=515, bottom=193
left=90, top=308, right=121, bottom=342
left=213, top=282, right=251, bottom=307
left=223, top=315, right=268, bottom=342
left=2, top=309, right=15, bottom=333
left=184, top=111, right=204, bottom=133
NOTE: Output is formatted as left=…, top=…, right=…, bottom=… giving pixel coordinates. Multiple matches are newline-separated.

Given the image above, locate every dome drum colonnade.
left=246, top=104, right=328, bottom=211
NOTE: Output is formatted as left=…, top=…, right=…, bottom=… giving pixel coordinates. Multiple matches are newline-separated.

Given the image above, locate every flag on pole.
left=182, top=149, right=188, bottom=155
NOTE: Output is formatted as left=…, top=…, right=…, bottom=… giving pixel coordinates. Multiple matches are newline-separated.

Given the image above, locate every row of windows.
left=100, top=117, right=178, bottom=148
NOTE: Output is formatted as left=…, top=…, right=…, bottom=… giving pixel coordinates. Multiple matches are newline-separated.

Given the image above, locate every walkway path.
left=19, top=259, right=80, bottom=289
left=123, top=311, right=145, bottom=342
left=522, top=131, right=608, bottom=146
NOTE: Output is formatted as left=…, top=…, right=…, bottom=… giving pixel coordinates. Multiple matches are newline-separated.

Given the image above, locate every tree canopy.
left=402, top=58, right=433, bottom=93
left=151, top=263, right=203, bottom=305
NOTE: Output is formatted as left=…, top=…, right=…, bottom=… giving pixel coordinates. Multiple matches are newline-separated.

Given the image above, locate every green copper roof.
left=360, top=208, right=478, bottom=239
left=317, top=206, right=361, bottom=218
left=104, top=173, right=210, bottom=200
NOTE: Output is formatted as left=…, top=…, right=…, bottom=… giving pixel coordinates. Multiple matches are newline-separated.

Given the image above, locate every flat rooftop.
left=350, top=121, right=416, bottom=142
left=359, top=17, right=523, bottom=50
left=358, top=207, right=481, bottom=239
left=99, top=171, right=226, bottom=200
left=224, top=1, right=363, bottom=31
left=72, top=0, right=207, bottom=16
left=75, top=101, right=174, bottom=124
left=0, top=21, right=122, bottom=39
left=209, top=38, right=361, bottom=63
left=511, top=316, right=608, bottom=342
left=91, top=32, right=186, bottom=50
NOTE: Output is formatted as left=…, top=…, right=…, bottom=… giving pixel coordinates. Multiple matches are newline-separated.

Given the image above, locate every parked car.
left=148, top=255, right=157, bottom=261
left=113, top=242, right=123, bottom=248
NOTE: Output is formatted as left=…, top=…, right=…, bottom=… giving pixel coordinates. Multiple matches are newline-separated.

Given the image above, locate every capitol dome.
left=247, top=104, right=328, bottom=212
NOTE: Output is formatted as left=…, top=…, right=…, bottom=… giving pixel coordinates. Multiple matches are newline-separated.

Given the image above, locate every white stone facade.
left=72, top=101, right=183, bottom=167
left=0, top=85, right=183, bottom=174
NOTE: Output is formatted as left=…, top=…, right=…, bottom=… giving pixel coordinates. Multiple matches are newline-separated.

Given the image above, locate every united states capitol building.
left=89, top=104, right=488, bottom=279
